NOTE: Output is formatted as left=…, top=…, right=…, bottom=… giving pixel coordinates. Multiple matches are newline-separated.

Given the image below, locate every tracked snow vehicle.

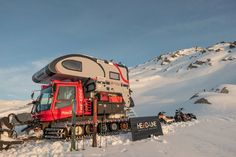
left=30, top=54, right=134, bottom=138
left=1, top=54, right=164, bottom=150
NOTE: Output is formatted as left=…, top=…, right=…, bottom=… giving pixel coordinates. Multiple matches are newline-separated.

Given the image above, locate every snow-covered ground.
left=0, top=100, right=31, bottom=117
left=0, top=41, right=236, bottom=157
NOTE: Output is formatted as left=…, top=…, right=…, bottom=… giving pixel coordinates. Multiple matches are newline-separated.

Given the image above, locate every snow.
left=1, top=41, right=236, bottom=157
left=0, top=100, right=31, bottom=117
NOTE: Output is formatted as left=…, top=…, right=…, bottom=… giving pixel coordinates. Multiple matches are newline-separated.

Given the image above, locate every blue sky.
left=0, top=0, right=236, bottom=99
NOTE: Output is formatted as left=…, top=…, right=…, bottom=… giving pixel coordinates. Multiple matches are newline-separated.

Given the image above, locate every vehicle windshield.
left=37, top=87, right=53, bottom=112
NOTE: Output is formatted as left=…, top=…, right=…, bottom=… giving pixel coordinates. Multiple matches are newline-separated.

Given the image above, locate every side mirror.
left=26, top=100, right=37, bottom=106
left=31, top=92, right=35, bottom=100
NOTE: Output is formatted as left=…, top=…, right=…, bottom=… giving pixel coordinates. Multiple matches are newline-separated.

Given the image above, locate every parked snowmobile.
left=158, top=108, right=197, bottom=124
left=174, top=108, right=197, bottom=122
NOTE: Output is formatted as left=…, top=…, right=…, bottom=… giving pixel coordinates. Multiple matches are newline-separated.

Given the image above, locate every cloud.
left=0, top=59, right=50, bottom=100
left=31, top=58, right=51, bottom=69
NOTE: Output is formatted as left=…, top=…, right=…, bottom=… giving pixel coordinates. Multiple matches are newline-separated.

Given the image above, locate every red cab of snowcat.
left=32, top=80, right=92, bottom=122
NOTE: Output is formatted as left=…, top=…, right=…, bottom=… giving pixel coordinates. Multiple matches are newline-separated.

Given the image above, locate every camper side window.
left=62, top=60, right=82, bottom=72
left=109, top=72, right=120, bottom=80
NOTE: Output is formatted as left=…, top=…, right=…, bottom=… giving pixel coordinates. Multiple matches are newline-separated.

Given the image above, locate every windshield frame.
left=37, top=86, right=53, bottom=112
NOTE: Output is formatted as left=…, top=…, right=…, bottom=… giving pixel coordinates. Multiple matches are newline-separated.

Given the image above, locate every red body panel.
left=34, top=80, right=92, bottom=122
left=33, top=110, right=54, bottom=122
left=99, top=92, right=109, bottom=101
left=109, top=95, right=123, bottom=103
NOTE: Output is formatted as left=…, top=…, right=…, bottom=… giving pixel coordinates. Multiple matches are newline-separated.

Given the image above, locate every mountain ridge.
left=130, top=41, right=236, bottom=116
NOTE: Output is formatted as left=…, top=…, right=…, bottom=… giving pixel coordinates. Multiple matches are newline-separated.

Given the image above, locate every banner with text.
left=130, top=116, right=163, bottom=141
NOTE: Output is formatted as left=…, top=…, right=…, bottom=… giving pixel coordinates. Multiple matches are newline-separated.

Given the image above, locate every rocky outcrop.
left=220, top=87, right=229, bottom=94
left=194, top=98, right=211, bottom=104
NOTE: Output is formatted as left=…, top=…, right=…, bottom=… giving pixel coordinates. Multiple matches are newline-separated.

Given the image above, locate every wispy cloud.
left=31, top=59, right=51, bottom=69
left=0, top=59, right=50, bottom=100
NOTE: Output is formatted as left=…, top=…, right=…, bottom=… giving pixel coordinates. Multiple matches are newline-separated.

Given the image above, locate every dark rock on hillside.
left=157, top=55, right=163, bottom=60
left=194, top=60, right=206, bottom=65
left=220, top=87, right=229, bottom=94
left=194, top=98, right=211, bottom=104
left=171, top=54, right=178, bottom=58
left=187, top=63, right=198, bottom=70
left=221, top=57, right=236, bottom=62
left=161, top=57, right=171, bottom=65
left=164, top=57, right=171, bottom=63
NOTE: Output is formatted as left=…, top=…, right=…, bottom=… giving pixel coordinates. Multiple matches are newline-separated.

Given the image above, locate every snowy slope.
left=1, top=41, right=236, bottom=157
left=130, top=41, right=236, bottom=115
left=0, top=100, right=31, bottom=117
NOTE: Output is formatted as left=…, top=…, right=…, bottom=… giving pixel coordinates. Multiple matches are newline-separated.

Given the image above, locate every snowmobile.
left=174, top=108, right=197, bottom=122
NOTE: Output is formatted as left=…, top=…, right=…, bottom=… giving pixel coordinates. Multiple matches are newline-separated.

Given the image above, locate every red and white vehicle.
left=30, top=54, right=134, bottom=138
